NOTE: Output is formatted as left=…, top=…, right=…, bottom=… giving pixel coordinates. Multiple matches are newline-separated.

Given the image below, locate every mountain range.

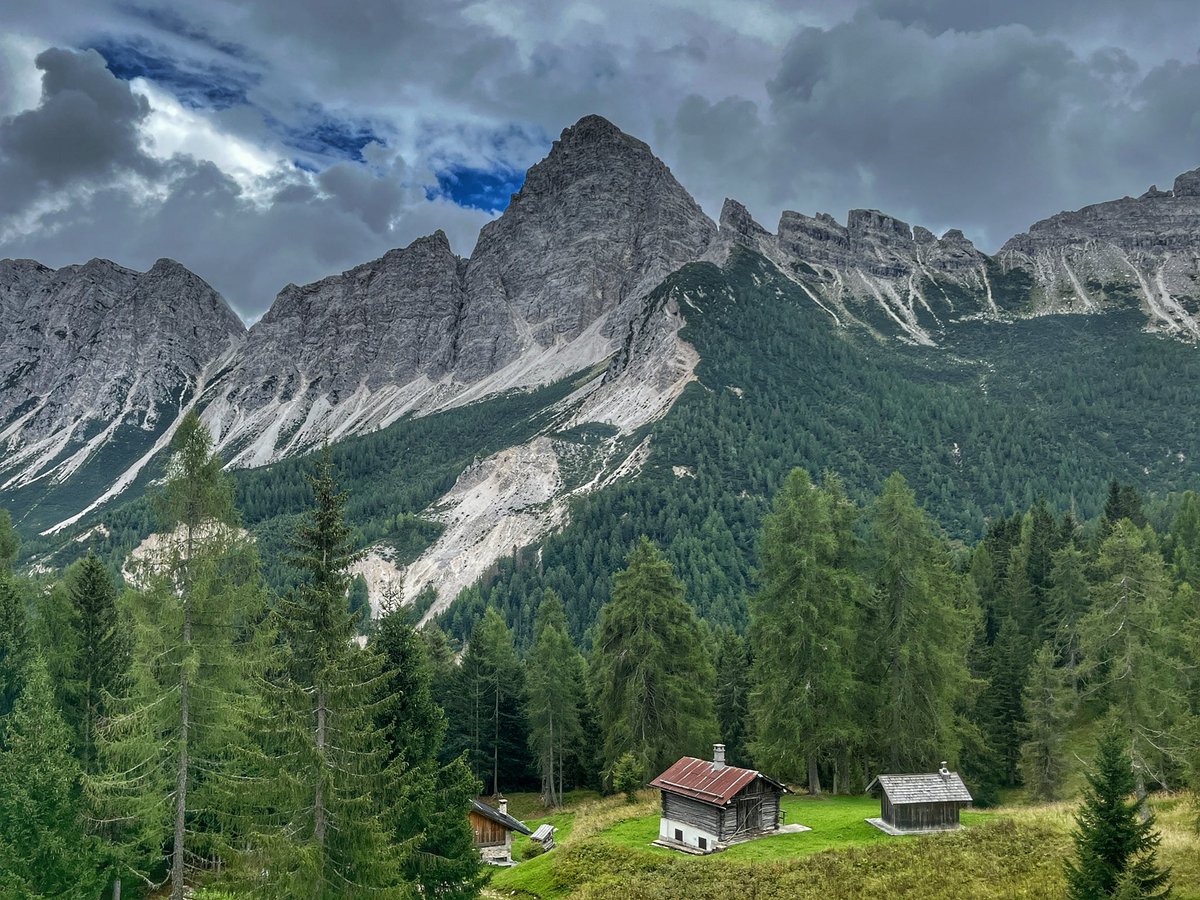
left=4, top=113, right=1200, bottom=622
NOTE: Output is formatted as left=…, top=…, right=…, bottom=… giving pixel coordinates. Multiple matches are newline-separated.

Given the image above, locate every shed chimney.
left=713, top=744, right=726, bottom=770
left=939, top=761, right=950, bottom=781
left=499, top=797, right=508, bottom=815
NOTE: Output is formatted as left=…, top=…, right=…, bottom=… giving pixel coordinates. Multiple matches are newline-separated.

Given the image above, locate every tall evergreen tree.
left=254, top=445, right=405, bottom=897
left=452, top=607, right=529, bottom=794
left=1020, top=643, right=1072, bottom=802
left=0, top=510, right=17, bottom=573
left=590, top=537, right=716, bottom=780
left=980, top=616, right=1031, bottom=786
left=0, top=573, right=27, bottom=728
left=712, top=627, right=751, bottom=768
left=373, top=606, right=485, bottom=900
left=0, top=657, right=106, bottom=897
left=1065, top=726, right=1171, bottom=900
left=1080, top=521, right=1184, bottom=807
left=749, top=469, right=866, bottom=792
left=864, top=473, right=976, bottom=772
left=1165, top=491, right=1200, bottom=589
left=93, top=412, right=268, bottom=900
left=526, top=591, right=586, bottom=807
left=59, top=553, right=128, bottom=769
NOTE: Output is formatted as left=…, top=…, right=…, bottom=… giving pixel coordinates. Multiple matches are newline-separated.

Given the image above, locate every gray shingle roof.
left=470, top=799, right=532, bottom=835
left=871, top=772, right=973, bottom=804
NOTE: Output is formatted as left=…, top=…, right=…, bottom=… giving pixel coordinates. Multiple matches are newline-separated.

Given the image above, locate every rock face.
left=0, top=256, right=245, bottom=508
left=998, top=167, right=1200, bottom=337
left=712, top=199, right=993, bottom=345
left=205, top=114, right=715, bottom=466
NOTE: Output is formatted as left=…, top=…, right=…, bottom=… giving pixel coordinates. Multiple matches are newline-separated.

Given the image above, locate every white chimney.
left=713, top=744, right=726, bottom=770
left=939, top=761, right=950, bottom=781
left=499, top=797, right=508, bottom=815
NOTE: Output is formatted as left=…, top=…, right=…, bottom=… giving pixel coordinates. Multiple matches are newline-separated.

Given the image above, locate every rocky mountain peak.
left=1172, top=166, right=1200, bottom=197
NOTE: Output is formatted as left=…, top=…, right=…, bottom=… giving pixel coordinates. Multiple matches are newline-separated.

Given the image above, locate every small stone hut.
left=469, top=797, right=531, bottom=865
left=649, top=744, right=788, bottom=853
left=866, top=763, right=973, bottom=834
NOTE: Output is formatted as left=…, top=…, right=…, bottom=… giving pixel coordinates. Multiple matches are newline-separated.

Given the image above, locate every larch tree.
left=253, top=445, right=406, bottom=898
left=0, top=572, right=28, bottom=729
left=1080, top=520, right=1185, bottom=810
left=864, top=472, right=976, bottom=773
left=590, top=537, right=716, bottom=780
left=93, top=412, right=269, bottom=900
left=1019, top=642, right=1072, bottom=802
left=749, top=469, right=866, bottom=793
left=525, top=590, right=586, bottom=807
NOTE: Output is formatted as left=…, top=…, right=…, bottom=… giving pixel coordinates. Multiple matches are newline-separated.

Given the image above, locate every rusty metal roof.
left=869, top=773, right=973, bottom=805
left=649, top=757, right=786, bottom=806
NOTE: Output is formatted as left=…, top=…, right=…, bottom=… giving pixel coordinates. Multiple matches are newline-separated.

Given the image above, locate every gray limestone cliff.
left=0, top=256, right=244, bottom=511
left=998, top=166, right=1200, bottom=337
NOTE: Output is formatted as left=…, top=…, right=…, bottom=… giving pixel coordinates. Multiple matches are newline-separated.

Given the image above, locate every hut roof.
left=867, top=772, right=973, bottom=805
left=649, top=757, right=787, bottom=806
left=470, top=799, right=532, bottom=835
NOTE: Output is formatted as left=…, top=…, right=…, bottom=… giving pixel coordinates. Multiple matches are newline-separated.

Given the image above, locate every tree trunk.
left=172, top=607, right=191, bottom=900
left=807, top=757, right=822, bottom=795
left=111, top=877, right=121, bottom=900
left=315, top=686, right=328, bottom=849
left=493, top=677, right=500, bottom=796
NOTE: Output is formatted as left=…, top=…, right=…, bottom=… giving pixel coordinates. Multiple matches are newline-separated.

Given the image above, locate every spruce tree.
left=981, top=616, right=1031, bottom=786
left=93, top=412, right=268, bottom=900
left=0, top=510, right=17, bottom=573
left=453, top=607, right=529, bottom=794
left=373, top=604, right=485, bottom=900
left=712, top=627, right=751, bottom=767
left=526, top=590, right=586, bottom=807
left=0, top=657, right=105, bottom=897
left=0, top=573, right=27, bottom=728
left=749, top=469, right=866, bottom=792
left=590, top=537, right=716, bottom=779
left=1020, top=643, right=1071, bottom=801
left=254, top=445, right=405, bottom=897
left=1065, top=726, right=1171, bottom=900
left=60, top=553, right=128, bottom=770
left=864, top=473, right=976, bottom=773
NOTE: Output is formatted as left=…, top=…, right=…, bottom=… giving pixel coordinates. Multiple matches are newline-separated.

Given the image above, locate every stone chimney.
left=939, top=761, right=950, bottom=781
left=713, top=744, right=726, bottom=770
left=499, top=797, right=508, bottom=815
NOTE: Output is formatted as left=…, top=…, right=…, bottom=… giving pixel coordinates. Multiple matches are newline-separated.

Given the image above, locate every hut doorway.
left=736, top=796, right=763, bottom=833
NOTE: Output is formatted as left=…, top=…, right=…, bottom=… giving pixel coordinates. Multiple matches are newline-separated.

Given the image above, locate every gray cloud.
left=1, top=0, right=1199, bottom=318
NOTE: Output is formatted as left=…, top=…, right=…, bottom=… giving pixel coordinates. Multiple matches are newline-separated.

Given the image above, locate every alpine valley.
left=5, top=113, right=1200, bottom=636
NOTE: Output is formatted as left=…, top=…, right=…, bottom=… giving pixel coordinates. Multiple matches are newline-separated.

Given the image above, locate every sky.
left=1, top=0, right=1199, bottom=322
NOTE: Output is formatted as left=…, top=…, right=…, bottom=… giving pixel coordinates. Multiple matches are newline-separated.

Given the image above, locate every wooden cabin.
left=866, top=763, right=973, bottom=835
left=649, top=744, right=788, bottom=853
left=469, top=797, right=531, bottom=865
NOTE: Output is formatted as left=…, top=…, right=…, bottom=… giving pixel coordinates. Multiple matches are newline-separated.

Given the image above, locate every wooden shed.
left=866, top=763, right=973, bottom=835
left=648, top=744, right=788, bottom=854
left=469, top=797, right=531, bottom=865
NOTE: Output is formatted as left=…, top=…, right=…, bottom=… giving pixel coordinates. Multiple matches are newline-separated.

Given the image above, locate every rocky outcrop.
left=998, top=166, right=1200, bottom=337
left=712, top=199, right=993, bottom=344
left=0, top=256, right=244, bottom=514
left=205, top=114, right=715, bottom=465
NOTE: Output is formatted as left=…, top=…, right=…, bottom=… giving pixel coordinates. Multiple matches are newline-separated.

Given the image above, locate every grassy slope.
left=489, top=791, right=1200, bottom=900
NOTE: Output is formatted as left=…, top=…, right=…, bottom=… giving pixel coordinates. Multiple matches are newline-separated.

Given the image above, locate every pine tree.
left=254, top=445, right=405, bottom=897
left=1065, top=725, right=1171, bottom=900
left=981, top=616, right=1031, bottom=786
left=526, top=590, right=586, bottom=807
left=1020, top=643, right=1071, bottom=802
left=864, top=473, right=976, bottom=773
left=452, top=607, right=529, bottom=794
left=93, top=412, right=269, bottom=900
left=0, top=572, right=28, bottom=728
left=373, top=605, right=485, bottom=900
left=1080, top=520, right=1185, bottom=809
left=590, top=537, right=717, bottom=780
left=749, top=469, right=866, bottom=792
left=0, top=657, right=105, bottom=897
left=59, top=553, right=128, bottom=770
left=712, top=627, right=751, bottom=768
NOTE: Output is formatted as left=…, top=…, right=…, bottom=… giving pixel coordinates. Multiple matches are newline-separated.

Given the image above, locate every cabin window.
left=674, top=828, right=683, bottom=842
left=698, top=837, right=707, bottom=850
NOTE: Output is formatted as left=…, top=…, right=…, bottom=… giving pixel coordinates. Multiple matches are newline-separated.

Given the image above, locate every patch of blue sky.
left=427, top=165, right=526, bottom=212
left=275, top=113, right=384, bottom=164
left=88, top=37, right=259, bottom=109
left=117, top=3, right=259, bottom=63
